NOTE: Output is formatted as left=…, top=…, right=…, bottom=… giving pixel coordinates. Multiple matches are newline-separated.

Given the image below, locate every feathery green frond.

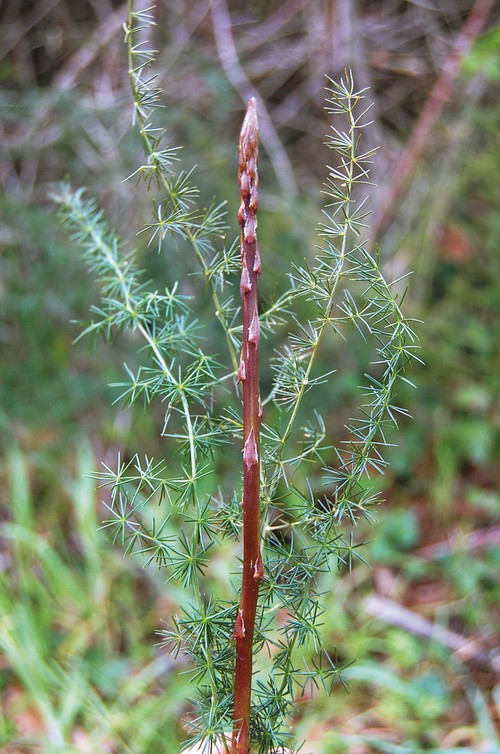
left=54, top=10, right=417, bottom=751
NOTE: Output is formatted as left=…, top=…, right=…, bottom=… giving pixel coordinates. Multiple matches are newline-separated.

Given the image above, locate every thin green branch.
left=124, top=4, right=239, bottom=373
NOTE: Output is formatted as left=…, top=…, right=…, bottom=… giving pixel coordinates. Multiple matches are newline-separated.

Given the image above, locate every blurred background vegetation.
left=0, top=1, right=499, bottom=752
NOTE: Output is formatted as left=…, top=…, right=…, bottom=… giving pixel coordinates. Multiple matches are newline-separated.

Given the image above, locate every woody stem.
left=232, top=98, right=263, bottom=754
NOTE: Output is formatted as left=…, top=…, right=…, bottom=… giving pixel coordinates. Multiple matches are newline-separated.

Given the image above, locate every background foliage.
left=0, top=1, right=499, bottom=752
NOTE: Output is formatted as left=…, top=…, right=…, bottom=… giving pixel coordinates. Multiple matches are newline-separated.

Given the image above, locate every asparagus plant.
left=54, top=4, right=418, bottom=753
left=233, top=99, right=263, bottom=754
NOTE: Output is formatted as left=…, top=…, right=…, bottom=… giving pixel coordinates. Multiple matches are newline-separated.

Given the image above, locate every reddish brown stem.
left=232, top=98, right=263, bottom=754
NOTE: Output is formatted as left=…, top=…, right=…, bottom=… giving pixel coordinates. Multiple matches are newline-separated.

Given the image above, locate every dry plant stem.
left=371, top=0, right=496, bottom=242
left=210, top=0, right=297, bottom=197
left=232, top=98, right=263, bottom=754
left=53, top=5, right=125, bottom=92
left=364, top=595, right=499, bottom=673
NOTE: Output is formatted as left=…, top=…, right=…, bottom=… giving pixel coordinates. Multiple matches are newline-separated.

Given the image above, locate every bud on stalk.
left=232, top=98, right=263, bottom=754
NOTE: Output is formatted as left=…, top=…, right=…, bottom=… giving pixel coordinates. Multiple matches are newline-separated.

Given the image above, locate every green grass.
left=0, top=443, right=190, bottom=753
left=1, top=441, right=498, bottom=753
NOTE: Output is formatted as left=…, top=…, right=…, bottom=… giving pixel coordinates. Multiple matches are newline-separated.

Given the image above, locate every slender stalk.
left=125, top=5, right=240, bottom=373
left=276, top=91, right=357, bottom=471
left=232, top=99, right=263, bottom=754
left=82, top=219, right=198, bottom=482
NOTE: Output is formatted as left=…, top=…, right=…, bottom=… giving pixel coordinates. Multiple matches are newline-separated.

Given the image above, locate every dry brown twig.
left=209, top=0, right=298, bottom=197
left=370, top=0, right=497, bottom=243
left=418, top=525, right=500, bottom=560
left=364, top=594, right=500, bottom=673
left=52, top=5, right=126, bottom=92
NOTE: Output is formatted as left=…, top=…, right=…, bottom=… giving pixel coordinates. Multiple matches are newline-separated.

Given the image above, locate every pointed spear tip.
left=240, top=98, right=259, bottom=157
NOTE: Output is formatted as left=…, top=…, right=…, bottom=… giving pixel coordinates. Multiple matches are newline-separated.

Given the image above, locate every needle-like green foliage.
left=53, top=4, right=419, bottom=753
